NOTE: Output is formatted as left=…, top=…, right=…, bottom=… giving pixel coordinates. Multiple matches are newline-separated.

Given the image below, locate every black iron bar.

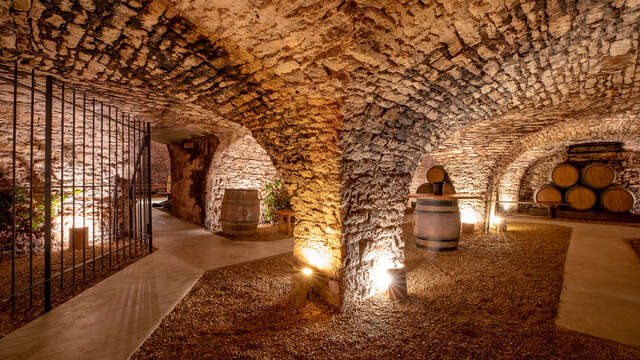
left=114, top=107, right=119, bottom=268
left=82, top=93, right=86, bottom=283
left=128, top=114, right=132, bottom=259
left=128, top=121, right=149, bottom=186
left=141, top=117, right=145, bottom=250
left=44, top=76, right=53, bottom=312
left=137, top=117, right=142, bottom=250
left=132, top=116, right=137, bottom=257
left=72, top=88, right=76, bottom=285
left=92, top=98, right=96, bottom=277
left=108, top=105, right=112, bottom=272
left=11, top=61, right=17, bottom=313
left=121, top=113, right=125, bottom=262
left=59, top=83, right=64, bottom=290
left=146, top=122, right=153, bottom=253
left=100, top=102, right=104, bottom=272
left=29, top=68, right=35, bottom=308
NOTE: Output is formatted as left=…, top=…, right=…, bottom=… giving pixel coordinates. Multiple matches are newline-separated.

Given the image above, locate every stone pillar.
left=341, top=161, right=409, bottom=305
left=168, top=136, right=218, bottom=225
left=282, top=102, right=420, bottom=307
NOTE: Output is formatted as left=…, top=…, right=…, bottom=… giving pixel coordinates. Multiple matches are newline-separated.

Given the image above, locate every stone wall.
left=150, top=141, right=170, bottom=192
left=168, top=136, right=217, bottom=225
left=516, top=151, right=566, bottom=213
left=618, top=151, right=640, bottom=214
left=204, top=133, right=280, bottom=231
left=408, top=154, right=436, bottom=196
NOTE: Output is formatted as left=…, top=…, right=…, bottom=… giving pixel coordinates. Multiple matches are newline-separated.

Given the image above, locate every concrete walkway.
left=0, top=210, right=293, bottom=360
left=509, top=216, right=640, bottom=347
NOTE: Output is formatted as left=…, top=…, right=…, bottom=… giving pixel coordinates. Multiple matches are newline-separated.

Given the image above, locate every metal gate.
left=0, top=62, right=153, bottom=320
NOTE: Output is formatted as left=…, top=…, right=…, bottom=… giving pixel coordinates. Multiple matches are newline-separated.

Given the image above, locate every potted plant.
left=263, top=179, right=290, bottom=223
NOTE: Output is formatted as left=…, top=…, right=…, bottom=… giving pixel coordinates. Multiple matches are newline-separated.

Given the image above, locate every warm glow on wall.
left=460, top=210, right=479, bottom=224
left=58, top=215, right=94, bottom=244
left=301, top=246, right=330, bottom=270
left=301, top=267, right=313, bottom=276
left=492, top=215, right=503, bottom=225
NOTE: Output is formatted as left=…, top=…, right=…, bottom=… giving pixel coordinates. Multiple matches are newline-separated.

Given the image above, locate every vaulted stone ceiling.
left=2, top=0, right=639, bottom=306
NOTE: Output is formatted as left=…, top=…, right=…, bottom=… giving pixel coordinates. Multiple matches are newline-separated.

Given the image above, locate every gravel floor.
left=0, top=239, right=151, bottom=337
left=132, top=221, right=640, bottom=359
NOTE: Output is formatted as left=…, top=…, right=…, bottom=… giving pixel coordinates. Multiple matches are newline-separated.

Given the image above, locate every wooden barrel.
left=426, top=166, right=446, bottom=183
left=221, top=189, right=259, bottom=235
left=416, top=183, right=433, bottom=194
left=600, top=185, right=635, bottom=213
left=416, top=182, right=453, bottom=195
left=551, top=163, right=579, bottom=188
left=443, top=182, right=456, bottom=194
left=413, top=198, right=460, bottom=252
left=581, top=163, right=615, bottom=189
left=534, top=185, right=562, bottom=207
left=564, top=185, right=597, bottom=211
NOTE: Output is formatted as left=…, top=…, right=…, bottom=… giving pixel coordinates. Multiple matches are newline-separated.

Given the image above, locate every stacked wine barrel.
left=534, top=162, right=635, bottom=213
left=416, top=166, right=456, bottom=195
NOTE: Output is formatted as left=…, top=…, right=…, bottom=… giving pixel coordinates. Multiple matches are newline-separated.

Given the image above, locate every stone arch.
left=494, top=111, right=640, bottom=205
left=204, top=130, right=282, bottom=231
left=339, top=1, right=640, bottom=298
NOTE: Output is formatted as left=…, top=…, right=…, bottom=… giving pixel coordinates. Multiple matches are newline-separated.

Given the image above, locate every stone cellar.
left=1, top=1, right=640, bottom=359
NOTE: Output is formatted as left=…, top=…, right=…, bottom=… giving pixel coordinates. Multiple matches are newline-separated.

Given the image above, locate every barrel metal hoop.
left=415, top=235, right=459, bottom=242
left=416, top=244, right=458, bottom=252
left=417, top=199, right=458, bottom=206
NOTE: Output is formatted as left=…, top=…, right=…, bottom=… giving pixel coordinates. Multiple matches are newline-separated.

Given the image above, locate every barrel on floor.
left=221, top=189, right=260, bottom=235
left=413, top=198, right=461, bottom=251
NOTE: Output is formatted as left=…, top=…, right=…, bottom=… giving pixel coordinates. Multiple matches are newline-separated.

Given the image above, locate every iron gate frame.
left=1, top=62, right=153, bottom=314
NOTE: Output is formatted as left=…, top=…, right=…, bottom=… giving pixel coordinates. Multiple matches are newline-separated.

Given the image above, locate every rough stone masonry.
left=2, top=0, right=640, bottom=307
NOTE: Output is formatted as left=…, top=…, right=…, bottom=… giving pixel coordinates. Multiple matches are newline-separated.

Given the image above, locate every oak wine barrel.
left=564, top=185, right=597, bottom=211
left=426, top=166, right=446, bottom=183
left=534, top=185, right=562, bottom=207
left=414, top=198, right=460, bottom=252
left=551, top=163, right=579, bottom=188
left=600, top=185, right=635, bottom=213
left=221, top=189, right=259, bottom=235
left=581, top=163, right=615, bottom=189
left=416, top=182, right=454, bottom=195
left=416, top=183, right=434, bottom=194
